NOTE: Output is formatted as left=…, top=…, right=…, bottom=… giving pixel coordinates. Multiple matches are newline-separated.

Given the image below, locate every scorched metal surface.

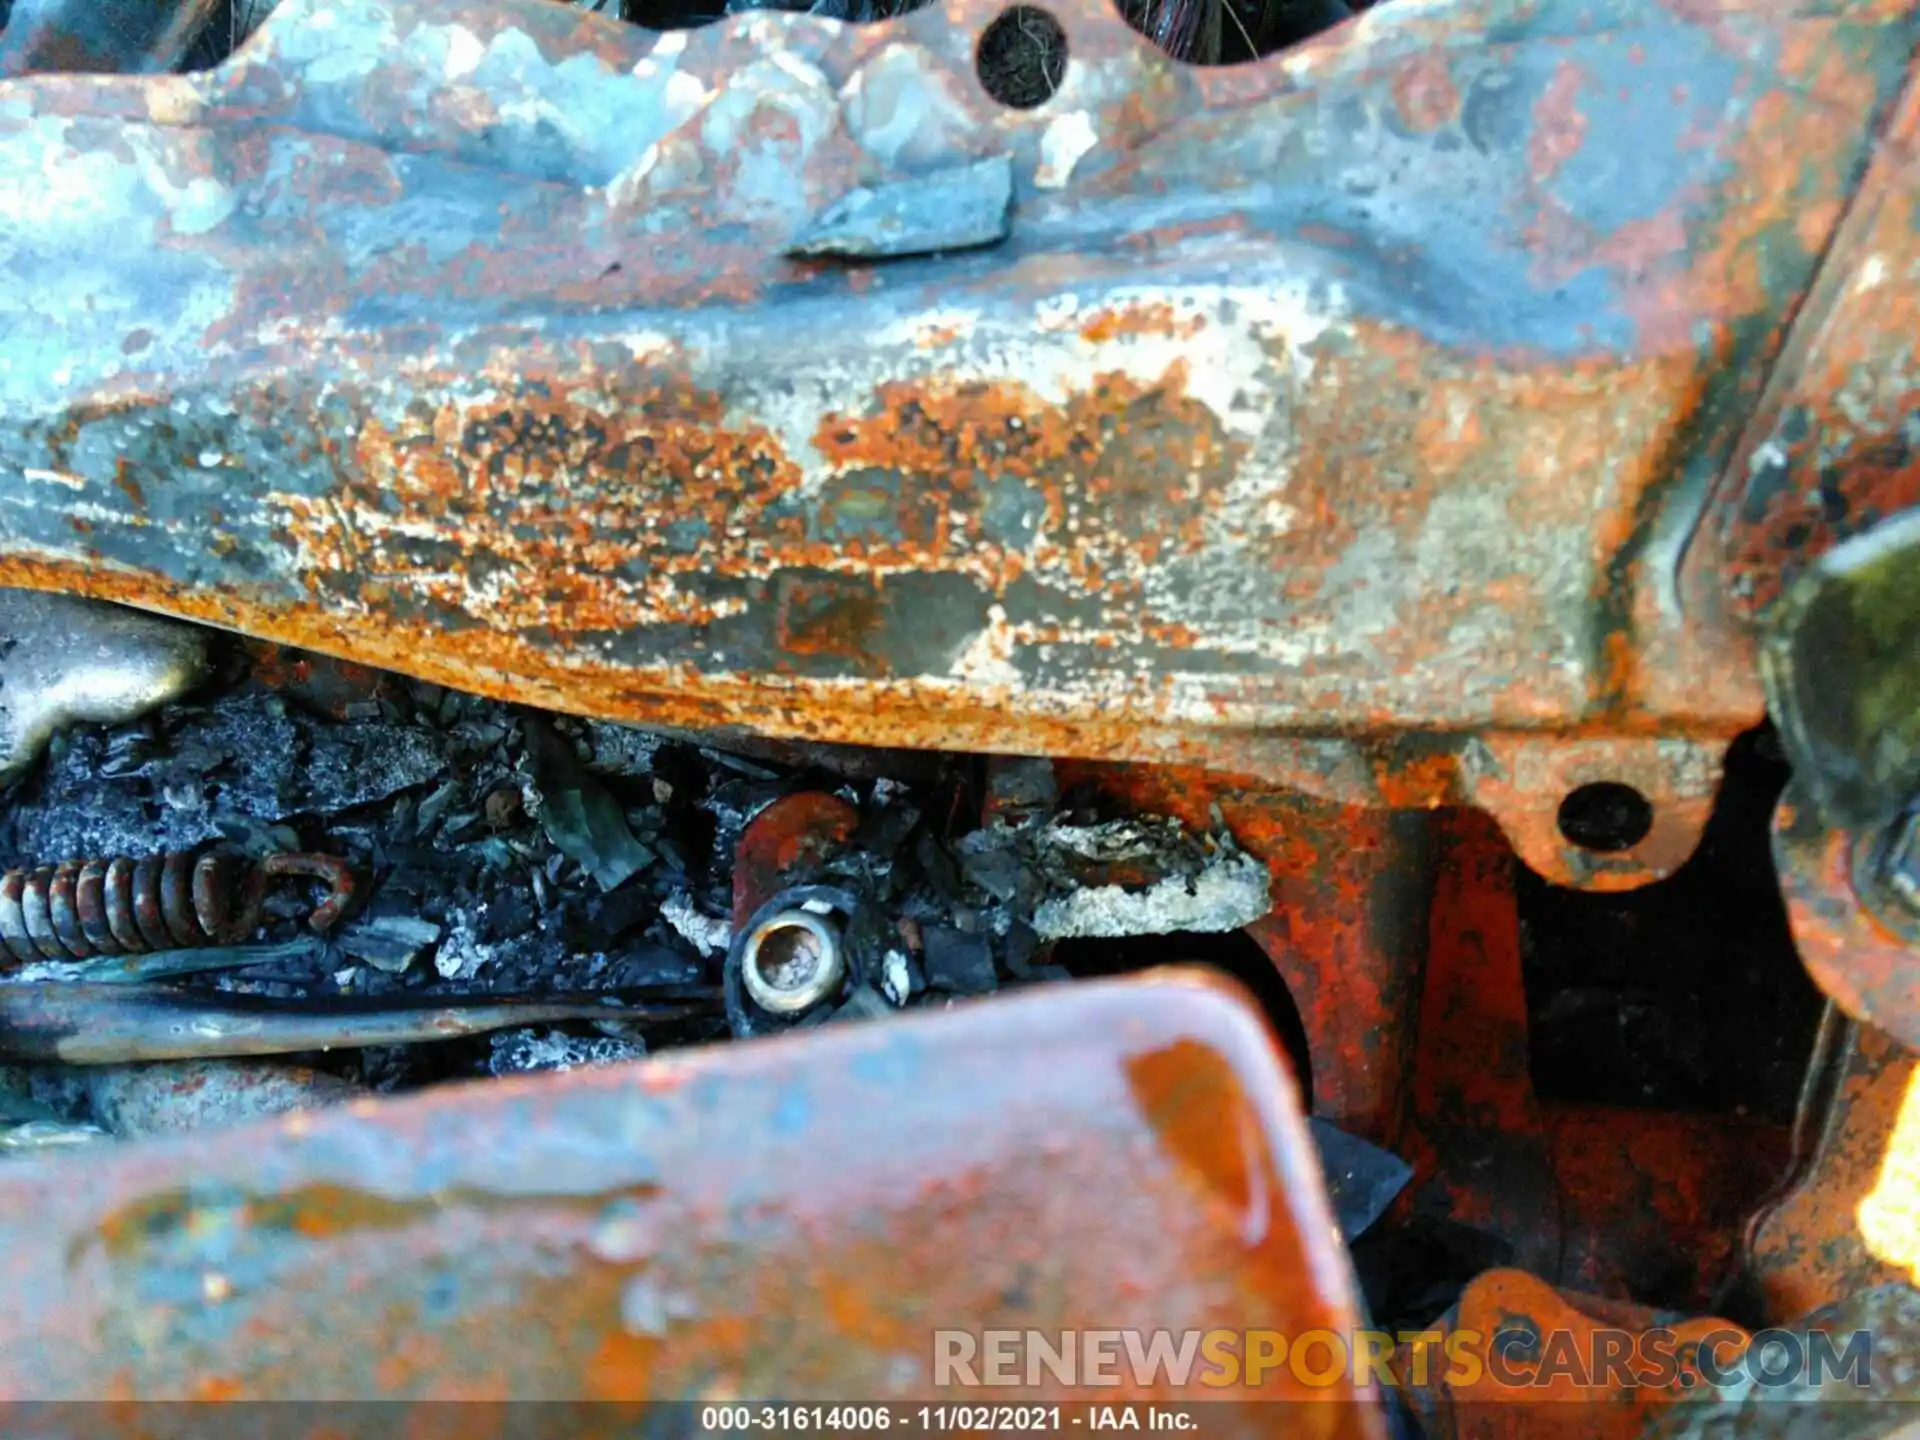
left=0, top=0, right=1912, bottom=888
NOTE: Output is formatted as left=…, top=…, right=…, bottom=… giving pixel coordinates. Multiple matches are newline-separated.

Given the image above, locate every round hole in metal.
left=977, top=5, right=1067, bottom=108
left=1557, top=782, right=1654, bottom=853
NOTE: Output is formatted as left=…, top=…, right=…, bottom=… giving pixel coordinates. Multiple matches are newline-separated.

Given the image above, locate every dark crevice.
left=1050, top=929, right=1314, bottom=1110
left=177, top=0, right=278, bottom=70
left=30, top=0, right=1372, bottom=73
left=1521, top=725, right=1820, bottom=1122
left=606, top=0, right=934, bottom=31
left=1116, top=0, right=1360, bottom=65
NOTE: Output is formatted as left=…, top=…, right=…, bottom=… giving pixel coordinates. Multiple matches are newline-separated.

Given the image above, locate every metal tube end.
left=740, top=909, right=845, bottom=1015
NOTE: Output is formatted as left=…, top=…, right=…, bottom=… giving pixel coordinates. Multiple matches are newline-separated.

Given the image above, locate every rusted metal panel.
left=0, top=0, right=1910, bottom=790
left=1412, top=1269, right=1744, bottom=1440
left=731, top=791, right=862, bottom=926
left=1548, top=1107, right=1789, bottom=1310
left=1747, top=1019, right=1916, bottom=1321
left=1774, top=787, right=1920, bottom=1051
left=1391, top=809, right=1789, bottom=1308
left=1420, top=1271, right=1920, bottom=1440
left=1059, top=761, right=1432, bottom=1145
left=1676, top=65, right=1920, bottom=715
left=1400, top=809, right=1561, bottom=1274
left=1081, top=733, right=1733, bottom=891
left=1062, top=769, right=1793, bottom=1297
left=0, top=970, right=1378, bottom=1426
left=0, top=0, right=223, bottom=76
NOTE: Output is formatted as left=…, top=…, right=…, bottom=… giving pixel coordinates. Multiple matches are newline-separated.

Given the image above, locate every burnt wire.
left=177, top=0, right=278, bottom=69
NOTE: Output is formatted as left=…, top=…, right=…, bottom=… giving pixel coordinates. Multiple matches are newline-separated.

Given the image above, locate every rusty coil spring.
left=0, top=851, right=355, bottom=965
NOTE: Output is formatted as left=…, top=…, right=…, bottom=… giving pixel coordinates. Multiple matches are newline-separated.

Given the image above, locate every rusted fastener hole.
left=977, top=5, right=1068, bottom=109
left=1557, top=783, right=1653, bottom=853
left=741, top=909, right=846, bottom=1014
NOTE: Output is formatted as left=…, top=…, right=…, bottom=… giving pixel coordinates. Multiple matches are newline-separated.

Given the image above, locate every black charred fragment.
left=487, top=1025, right=648, bottom=1076
left=921, top=924, right=998, bottom=995
left=302, top=723, right=447, bottom=816
left=522, top=714, right=655, bottom=892
left=956, top=836, right=1026, bottom=904
left=985, top=757, right=1058, bottom=822
left=560, top=885, right=658, bottom=952
left=0, top=630, right=1212, bottom=1111
left=852, top=795, right=922, bottom=858
left=1308, top=1117, right=1413, bottom=1240
left=1001, top=919, right=1042, bottom=976
left=337, top=916, right=442, bottom=975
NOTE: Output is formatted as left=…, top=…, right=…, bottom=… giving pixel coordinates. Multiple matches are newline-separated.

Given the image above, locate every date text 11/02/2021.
left=698, top=1406, right=1199, bottom=1431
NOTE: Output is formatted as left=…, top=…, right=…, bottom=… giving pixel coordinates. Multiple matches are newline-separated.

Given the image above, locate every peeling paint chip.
left=785, top=155, right=1013, bottom=261
left=1035, top=110, right=1096, bottom=190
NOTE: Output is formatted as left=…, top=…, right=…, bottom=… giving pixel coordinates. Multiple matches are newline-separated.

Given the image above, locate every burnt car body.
left=0, top=0, right=1916, bottom=1432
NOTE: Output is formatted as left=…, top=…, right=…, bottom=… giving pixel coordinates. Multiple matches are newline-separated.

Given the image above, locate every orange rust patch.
left=301, top=373, right=807, bottom=634
left=1528, top=61, right=1588, bottom=183
left=111, top=458, right=146, bottom=511
left=0, top=555, right=1244, bottom=778
left=1747, top=1024, right=1914, bottom=1318
left=1275, top=318, right=1698, bottom=651
left=809, top=364, right=1243, bottom=589
left=1127, top=1039, right=1261, bottom=1215
left=1076, top=303, right=1206, bottom=344
left=1390, top=53, right=1460, bottom=134
left=257, top=358, right=1245, bottom=643
left=1441, top=1269, right=1742, bottom=1432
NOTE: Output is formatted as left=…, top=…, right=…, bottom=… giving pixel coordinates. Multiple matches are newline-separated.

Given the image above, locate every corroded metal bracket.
left=0, top=0, right=1916, bottom=886
left=0, top=970, right=1376, bottom=1421
left=1775, top=785, right=1920, bottom=1053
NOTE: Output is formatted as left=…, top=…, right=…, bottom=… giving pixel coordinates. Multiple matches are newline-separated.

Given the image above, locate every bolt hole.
left=977, top=5, right=1068, bottom=109
left=1557, top=782, right=1653, bottom=853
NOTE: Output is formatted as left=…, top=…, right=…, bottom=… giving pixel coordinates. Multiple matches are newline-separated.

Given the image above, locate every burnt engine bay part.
left=0, top=580, right=1910, bottom=1422
left=0, top=589, right=1271, bottom=1090
left=2, top=0, right=1920, bottom=1419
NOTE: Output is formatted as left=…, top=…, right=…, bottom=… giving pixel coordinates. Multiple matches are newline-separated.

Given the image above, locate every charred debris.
left=177, top=0, right=1365, bottom=94
left=0, top=615, right=1266, bottom=1147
